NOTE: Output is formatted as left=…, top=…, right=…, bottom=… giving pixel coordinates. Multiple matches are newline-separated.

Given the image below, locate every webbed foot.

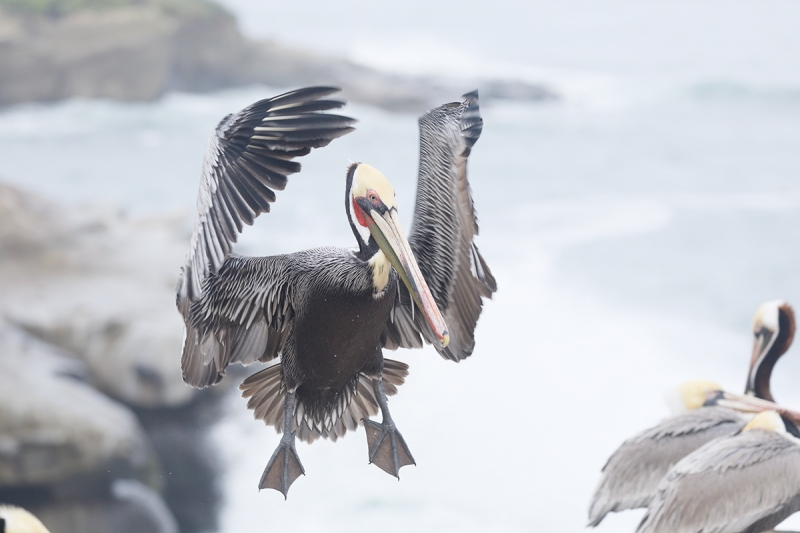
left=259, top=431, right=305, bottom=498
left=363, top=418, right=415, bottom=478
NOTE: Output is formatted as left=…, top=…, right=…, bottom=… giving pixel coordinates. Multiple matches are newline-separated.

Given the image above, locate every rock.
left=0, top=183, right=195, bottom=408
left=0, top=321, right=152, bottom=492
left=0, top=179, right=226, bottom=531
left=0, top=1, right=556, bottom=111
left=134, top=395, right=223, bottom=533
left=0, top=5, right=177, bottom=104
left=111, top=479, right=179, bottom=533
left=0, top=181, right=224, bottom=530
left=0, top=312, right=191, bottom=533
left=25, top=480, right=179, bottom=533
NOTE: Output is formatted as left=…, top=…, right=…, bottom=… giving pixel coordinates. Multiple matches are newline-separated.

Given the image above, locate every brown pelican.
left=0, top=505, right=51, bottom=533
left=637, top=409, right=800, bottom=533
left=176, top=87, right=496, bottom=497
left=587, top=301, right=796, bottom=526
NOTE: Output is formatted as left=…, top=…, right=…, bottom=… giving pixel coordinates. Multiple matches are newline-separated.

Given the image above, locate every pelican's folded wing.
left=182, top=254, right=296, bottom=388
left=176, top=87, right=356, bottom=318
left=588, top=406, right=745, bottom=526
left=637, top=429, right=800, bottom=533
left=382, top=91, right=496, bottom=361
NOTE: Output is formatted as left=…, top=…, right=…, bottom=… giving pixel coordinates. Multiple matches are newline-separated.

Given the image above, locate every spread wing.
left=177, top=87, right=355, bottom=387
left=176, top=86, right=355, bottom=317
left=588, top=407, right=746, bottom=526
left=638, top=430, right=800, bottom=533
left=382, top=90, right=497, bottom=361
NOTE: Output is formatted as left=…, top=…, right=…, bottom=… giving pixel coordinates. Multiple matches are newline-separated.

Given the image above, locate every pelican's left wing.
left=382, top=91, right=496, bottom=361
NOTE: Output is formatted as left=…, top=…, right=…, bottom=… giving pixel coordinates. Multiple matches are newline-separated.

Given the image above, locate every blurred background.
left=1, top=1, right=800, bottom=532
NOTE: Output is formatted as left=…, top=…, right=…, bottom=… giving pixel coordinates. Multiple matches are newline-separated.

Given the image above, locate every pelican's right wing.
left=176, top=87, right=355, bottom=317
left=382, top=91, right=497, bottom=361
left=637, top=429, right=800, bottom=533
left=588, top=407, right=745, bottom=526
left=182, top=254, right=296, bottom=387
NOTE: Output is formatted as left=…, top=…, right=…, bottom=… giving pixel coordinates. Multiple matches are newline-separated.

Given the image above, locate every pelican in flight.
left=588, top=301, right=796, bottom=526
left=176, top=87, right=496, bottom=496
left=637, top=409, right=800, bottom=533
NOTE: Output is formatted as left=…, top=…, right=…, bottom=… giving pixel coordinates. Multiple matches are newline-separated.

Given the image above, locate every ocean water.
left=1, top=1, right=800, bottom=531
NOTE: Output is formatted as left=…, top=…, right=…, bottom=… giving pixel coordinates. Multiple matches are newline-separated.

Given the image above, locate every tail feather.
left=239, top=358, right=410, bottom=443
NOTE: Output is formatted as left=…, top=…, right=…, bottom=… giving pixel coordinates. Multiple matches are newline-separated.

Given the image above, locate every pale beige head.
left=753, top=300, right=783, bottom=336
left=0, top=505, right=51, bottom=533
left=349, top=163, right=397, bottom=208
left=743, top=410, right=785, bottom=433
left=668, top=379, right=724, bottom=412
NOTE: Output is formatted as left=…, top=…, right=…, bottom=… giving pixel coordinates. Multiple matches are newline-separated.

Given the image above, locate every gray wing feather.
left=177, top=87, right=355, bottom=387
left=240, top=358, right=410, bottom=443
left=638, top=430, right=800, bottom=533
left=176, top=86, right=356, bottom=317
left=182, top=254, right=295, bottom=387
left=588, top=407, right=747, bottom=526
left=383, top=91, right=497, bottom=361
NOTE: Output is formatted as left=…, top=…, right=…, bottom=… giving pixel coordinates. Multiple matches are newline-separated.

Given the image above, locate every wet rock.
left=0, top=321, right=152, bottom=492
left=0, top=299, right=197, bottom=533
left=134, top=392, right=223, bottom=533
left=0, top=183, right=194, bottom=408
left=0, top=182, right=223, bottom=531
left=25, top=480, right=179, bottom=533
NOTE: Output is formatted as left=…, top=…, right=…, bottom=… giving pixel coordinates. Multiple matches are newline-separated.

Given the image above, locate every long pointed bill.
left=368, top=208, right=450, bottom=348
left=717, top=391, right=800, bottom=423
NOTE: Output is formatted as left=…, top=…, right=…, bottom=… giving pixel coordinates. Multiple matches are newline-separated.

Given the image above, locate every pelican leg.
left=259, top=390, right=305, bottom=498
left=363, top=376, right=415, bottom=478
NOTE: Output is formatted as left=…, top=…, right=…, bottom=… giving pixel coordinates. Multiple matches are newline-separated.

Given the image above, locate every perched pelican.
left=637, top=410, right=800, bottom=533
left=0, top=505, right=50, bottom=533
left=176, top=87, right=496, bottom=496
left=588, top=301, right=796, bottom=526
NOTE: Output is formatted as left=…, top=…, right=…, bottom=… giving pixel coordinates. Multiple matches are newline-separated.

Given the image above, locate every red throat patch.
left=352, top=197, right=371, bottom=227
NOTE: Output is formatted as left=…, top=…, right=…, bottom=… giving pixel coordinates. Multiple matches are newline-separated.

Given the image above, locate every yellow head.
left=349, top=163, right=397, bottom=209
left=666, top=380, right=723, bottom=413
left=742, top=410, right=785, bottom=433
left=0, top=505, right=50, bottom=533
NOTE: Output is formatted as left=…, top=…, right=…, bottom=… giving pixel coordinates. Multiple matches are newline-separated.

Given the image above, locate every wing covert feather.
left=181, top=254, right=295, bottom=388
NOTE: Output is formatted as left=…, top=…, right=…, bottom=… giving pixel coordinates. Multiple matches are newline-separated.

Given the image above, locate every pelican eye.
left=365, top=188, right=382, bottom=205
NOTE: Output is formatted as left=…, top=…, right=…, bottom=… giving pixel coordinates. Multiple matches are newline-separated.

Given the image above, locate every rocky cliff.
left=0, top=0, right=555, bottom=110
left=0, top=182, right=223, bottom=533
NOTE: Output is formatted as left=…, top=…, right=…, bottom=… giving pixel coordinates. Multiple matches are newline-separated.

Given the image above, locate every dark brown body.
left=279, top=252, right=399, bottom=422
